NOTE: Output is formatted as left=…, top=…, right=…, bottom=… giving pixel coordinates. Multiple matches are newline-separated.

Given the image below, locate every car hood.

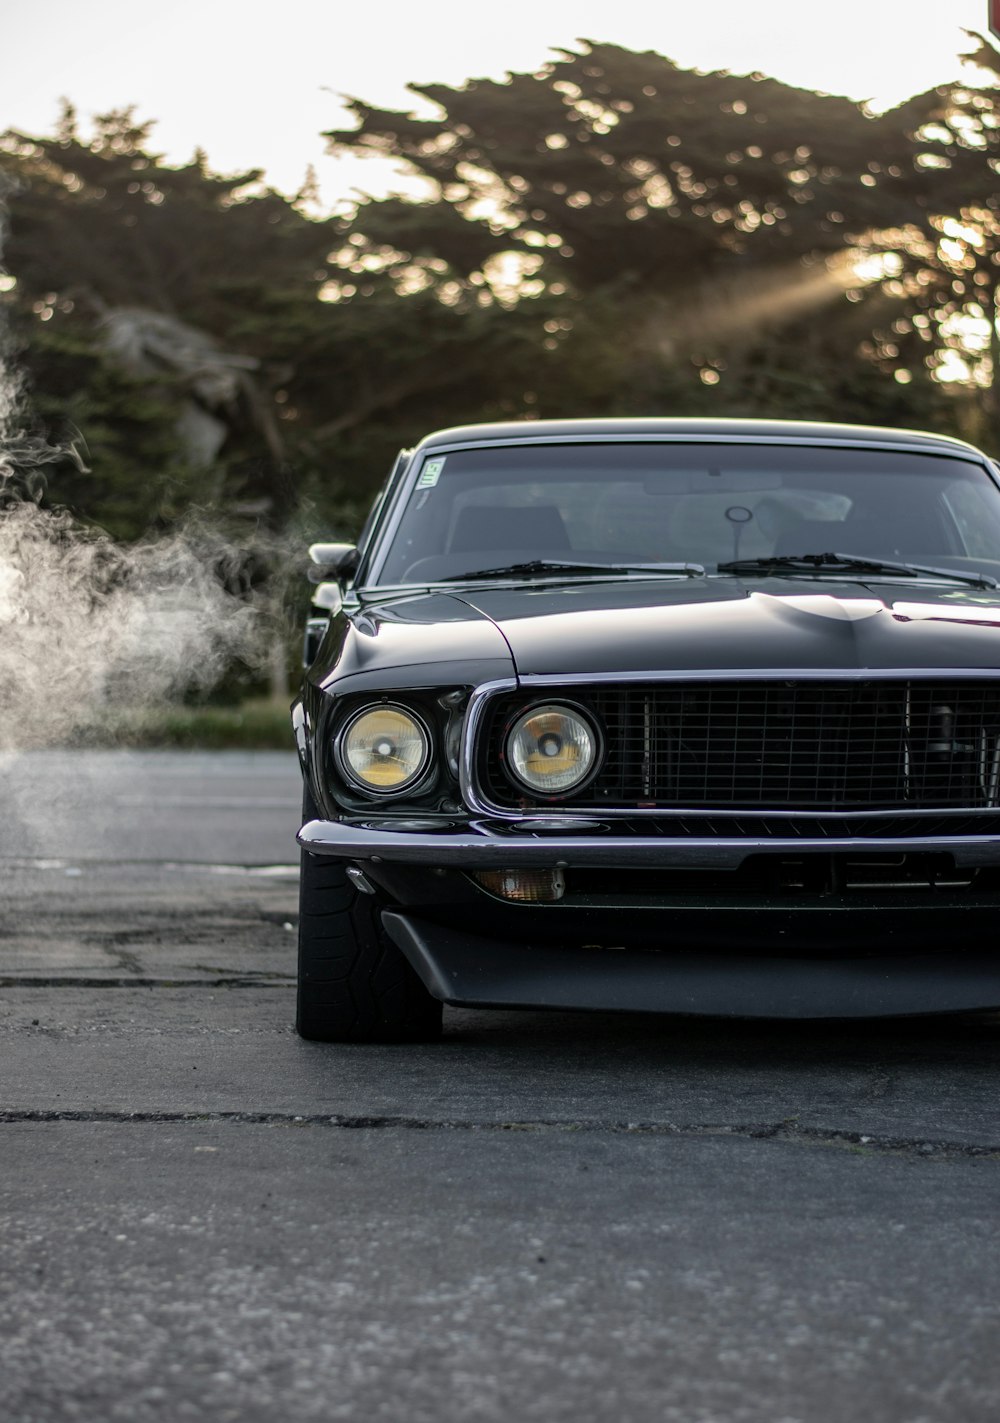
left=316, top=591, right=516, bottom=694
left=444, top=576, right=1000, bottom=677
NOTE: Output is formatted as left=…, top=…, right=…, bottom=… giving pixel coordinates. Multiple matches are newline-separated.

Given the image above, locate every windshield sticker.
left=417, top=457, right=446, bottom=489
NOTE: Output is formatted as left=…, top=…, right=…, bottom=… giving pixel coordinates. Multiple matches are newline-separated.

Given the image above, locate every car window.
left=372, top=442, right=999, bottom=582
left=349, top=449, right=413, bottom=584
left=941, top=479, right=1000, bottom=559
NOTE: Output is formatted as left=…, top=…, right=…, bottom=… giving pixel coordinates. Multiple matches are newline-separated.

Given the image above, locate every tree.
left=324, top=41, right=989, bottom=438
left=1, top=106, right=340, bottom=534
left=5, top=38, right=999, bottom=558
left=844, top=32, right=1000, bottom=447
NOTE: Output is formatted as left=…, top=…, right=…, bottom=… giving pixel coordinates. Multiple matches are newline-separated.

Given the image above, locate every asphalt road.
left=2, top=750, right=999, bottom=1422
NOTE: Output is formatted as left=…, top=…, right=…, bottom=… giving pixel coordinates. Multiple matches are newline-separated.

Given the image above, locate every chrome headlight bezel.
left=334, top=702, right=433, bottom=798
left=504, top=701, right=603, bottom=797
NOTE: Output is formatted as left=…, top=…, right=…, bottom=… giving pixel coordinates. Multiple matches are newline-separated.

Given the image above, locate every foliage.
left=1, top=106, right=340, bottom=532
left=72, top=697, right=293, bottom=749
left=3, top=38, right=1000, bottom=558
left=325, top=41, right=993, bottom=442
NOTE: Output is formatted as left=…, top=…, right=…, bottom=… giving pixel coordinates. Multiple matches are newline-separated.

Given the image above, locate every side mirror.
left=308, top=542, right=359, bottom=584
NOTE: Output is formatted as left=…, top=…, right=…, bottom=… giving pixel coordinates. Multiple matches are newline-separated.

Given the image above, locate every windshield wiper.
left=440, top=559, right=706, bottom=581
left=716, top=552, right=999, bottom=590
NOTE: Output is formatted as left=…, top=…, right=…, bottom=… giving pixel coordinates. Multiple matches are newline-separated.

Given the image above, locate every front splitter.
left=382, top=911, right=1000, bottom=1019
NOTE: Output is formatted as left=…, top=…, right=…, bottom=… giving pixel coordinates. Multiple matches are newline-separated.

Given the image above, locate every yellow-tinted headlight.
left=506, top=704, right=597, bottom=794
left=339, top=705, right=431, bottom=794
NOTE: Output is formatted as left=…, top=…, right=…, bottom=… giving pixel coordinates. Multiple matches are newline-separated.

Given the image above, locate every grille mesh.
left=481, top=680, right=1000, bottom=812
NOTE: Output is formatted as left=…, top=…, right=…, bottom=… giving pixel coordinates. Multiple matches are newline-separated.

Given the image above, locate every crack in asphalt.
left=0, top=912, right=295, bottom=938
left=101, top=946, right=146, bottom=975
left=0, top=977, right=293, bottom=989
left=0, top=857, right=300, bottom=886
left=0, top=1109, right=997, bottom=1159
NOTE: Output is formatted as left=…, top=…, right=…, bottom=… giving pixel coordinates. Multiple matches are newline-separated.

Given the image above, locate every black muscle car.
left=292, top=418, right=1000, bottom=1040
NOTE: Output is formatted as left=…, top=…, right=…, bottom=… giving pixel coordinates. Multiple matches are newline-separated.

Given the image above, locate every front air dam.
left=381, top=911, right=1000, bottom=1018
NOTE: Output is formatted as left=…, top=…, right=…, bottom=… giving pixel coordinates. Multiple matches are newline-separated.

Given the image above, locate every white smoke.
left=0, top=179, right=279, bottom=752
left=0, top=504, right=263, bottom=750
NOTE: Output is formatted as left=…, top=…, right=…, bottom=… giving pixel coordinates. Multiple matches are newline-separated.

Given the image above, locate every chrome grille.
left=481, top=680, right=1000, bottom=812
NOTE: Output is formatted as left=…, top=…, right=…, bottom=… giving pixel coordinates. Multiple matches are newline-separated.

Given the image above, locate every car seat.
left=448, top=504, right=571, bottom=553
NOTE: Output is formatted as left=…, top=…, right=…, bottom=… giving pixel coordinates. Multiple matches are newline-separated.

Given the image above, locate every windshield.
left=372, top=441, right=1000, bottom=584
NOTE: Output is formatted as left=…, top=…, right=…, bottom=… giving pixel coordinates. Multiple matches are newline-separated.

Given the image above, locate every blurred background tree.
left=2, top=35, right=999, bottom=550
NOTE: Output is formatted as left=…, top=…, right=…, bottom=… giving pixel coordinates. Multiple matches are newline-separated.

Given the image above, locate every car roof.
left=415, top=417, right=985, bottom=457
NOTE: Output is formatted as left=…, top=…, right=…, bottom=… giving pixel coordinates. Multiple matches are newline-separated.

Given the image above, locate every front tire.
left=296, top=804, right=443, bottom=1043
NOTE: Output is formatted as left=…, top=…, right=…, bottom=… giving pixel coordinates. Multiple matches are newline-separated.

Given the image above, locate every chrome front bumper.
left=298, top=818, right=1000, bottom=870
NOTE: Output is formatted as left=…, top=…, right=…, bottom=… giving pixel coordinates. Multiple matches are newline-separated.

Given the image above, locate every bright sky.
left=3, top=0, right=996, bottom=209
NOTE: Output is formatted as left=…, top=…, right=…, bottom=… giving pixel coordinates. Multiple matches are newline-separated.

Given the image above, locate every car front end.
left=294, top=418, right=1000, bottom=1035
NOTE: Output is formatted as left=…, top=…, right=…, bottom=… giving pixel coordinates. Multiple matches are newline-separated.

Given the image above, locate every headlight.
left=506, top=703, right=599, bottom=794
left=337, top=704, right=431, bottom=795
